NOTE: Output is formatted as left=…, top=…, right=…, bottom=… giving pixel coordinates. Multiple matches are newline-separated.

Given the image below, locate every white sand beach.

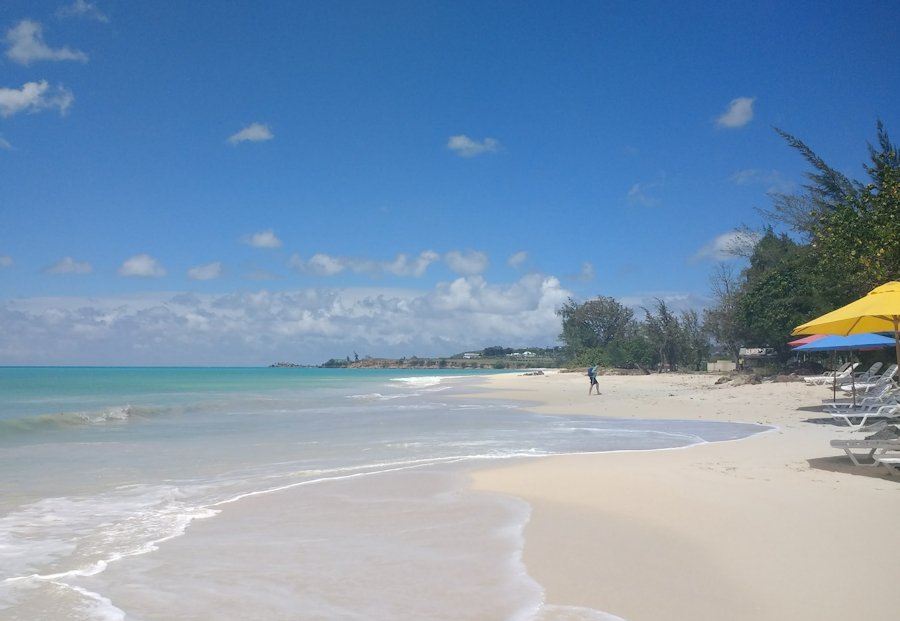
left=470, top=370, right=900, bottom=621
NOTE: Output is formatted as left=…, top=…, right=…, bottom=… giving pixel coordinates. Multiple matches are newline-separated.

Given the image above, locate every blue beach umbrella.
left=793, top=333, right=896, bottom=352
left=794, top=333, right=896, bottom=403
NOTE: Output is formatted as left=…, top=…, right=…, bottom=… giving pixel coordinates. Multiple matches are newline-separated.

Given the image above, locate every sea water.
left=0, top=367, right=767, bottom=621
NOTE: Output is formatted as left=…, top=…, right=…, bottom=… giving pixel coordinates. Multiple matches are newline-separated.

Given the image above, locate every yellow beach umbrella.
left=792, top=281, right=900, bottom=371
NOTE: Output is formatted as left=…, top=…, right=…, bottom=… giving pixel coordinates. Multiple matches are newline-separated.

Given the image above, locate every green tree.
left=679, top=309, right=710, bottom=371
left=557, top=296, right=636, bottom=356
left=760, top=128, right=861, bottom=238
left=761, top=121, right=900, bottom=302
left=811, top=150, right=900, bottom=301
left=642, top=299, right=681, bottom=371
left=735, top=232, right=825, bottom=356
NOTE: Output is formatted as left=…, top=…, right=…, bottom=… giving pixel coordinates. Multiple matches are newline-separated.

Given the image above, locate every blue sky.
left=1, top=0, right=898, bottom=365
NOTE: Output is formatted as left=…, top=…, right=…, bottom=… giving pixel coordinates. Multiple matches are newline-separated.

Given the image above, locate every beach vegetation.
left=703, top=121, right=900, bottom=363
left=703, top=264, right=743, bottom=362
left=558, top=296, right=707, bottom=371
left=557, top=296, right=636, bottom=354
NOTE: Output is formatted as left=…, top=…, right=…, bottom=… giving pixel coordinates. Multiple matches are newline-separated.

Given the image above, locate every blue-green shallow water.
left=0, top=367, right=769, bottom=621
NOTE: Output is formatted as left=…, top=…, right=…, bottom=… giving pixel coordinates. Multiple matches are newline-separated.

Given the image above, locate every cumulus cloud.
left=118, top=254, right=166, bottom=278
left=187, top=261, right=222, bottom=281
left=56, top=0, right=110, bottom=22
left=507, top=251, right=528, bottom=269
left=289, top=250, right=441, bottom=278
left=243, top=229, right=282, bottom=248
left=47, top=256, right=92, bottom=274
left=0, top=275, right=572, bottom=365
left=228, top=122, right=273, bottom=145
left=306, top=253, right=346, bottom=276
left=384, top=251, right=440, bottom=277
left=0, top=256, right=13, bottom=268
left=0, top=81, right=74, bottom=117
left=715, top=97, right=755, bottom=128
left=691, top=229, right=762, bottom=262
left=5, top=19, right=88, bottom=65
left=445, top=250, right=489, bottom=275
left=447, top=134, right=500, bottom=157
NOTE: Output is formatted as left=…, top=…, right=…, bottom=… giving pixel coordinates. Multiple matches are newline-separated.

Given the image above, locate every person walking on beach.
left=587, top=365, right=600, bottom=395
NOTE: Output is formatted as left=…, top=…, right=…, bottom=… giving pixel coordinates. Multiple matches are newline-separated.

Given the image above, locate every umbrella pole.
left=894, top=319, right=900, bottom=374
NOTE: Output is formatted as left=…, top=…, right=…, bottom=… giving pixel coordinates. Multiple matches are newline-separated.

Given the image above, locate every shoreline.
left=468, top=371, right=900, bottom=621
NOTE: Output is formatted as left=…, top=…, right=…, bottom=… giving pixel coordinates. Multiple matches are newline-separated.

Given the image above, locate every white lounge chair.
left=823, top=383, right=899, bottom=412
left=840, top=364, right=898, bottom=393
left=829, top=403, right=900, bottom=429
left=803, top=361, right=854, bottom=385
left=830, top=437, right=900, bottom=466
left=809, top=363, right=860, bottom=387
left=840, top=361, right=884, bottom=387
left=875, top=456, right=900, bottom=475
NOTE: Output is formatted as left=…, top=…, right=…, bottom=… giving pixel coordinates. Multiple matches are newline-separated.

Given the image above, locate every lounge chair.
left=810, top=362, right=860, bottom=387
left=840, top=364, right=898, bottom=393
left=829, top=403, right=900, bottom=429
left=823, top=383, right=899, bottom=412
left=875, top=456, right=900, bottom=475
left=830, top=437, right=900, bottom=466
left=803, top=361, right=854, bottom=385
left=853, top=362, right=884, bottom=382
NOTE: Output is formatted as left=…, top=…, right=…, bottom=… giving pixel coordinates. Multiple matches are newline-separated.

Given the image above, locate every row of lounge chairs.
left=838, top=361, right=895, bottom=393
left=820, top=364, right=899, bottom=428
left=810, top=364, right=900, bottom=475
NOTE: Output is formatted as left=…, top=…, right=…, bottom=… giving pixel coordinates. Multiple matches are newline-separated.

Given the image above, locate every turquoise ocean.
left=0, top=367, right=767, bottom=621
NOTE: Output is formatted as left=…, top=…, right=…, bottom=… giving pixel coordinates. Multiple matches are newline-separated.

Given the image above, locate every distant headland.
left=270, top=346, right=564, bottom=370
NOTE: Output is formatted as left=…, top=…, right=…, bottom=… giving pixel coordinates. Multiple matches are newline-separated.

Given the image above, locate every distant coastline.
left=270, top=356, right=559, bottom=370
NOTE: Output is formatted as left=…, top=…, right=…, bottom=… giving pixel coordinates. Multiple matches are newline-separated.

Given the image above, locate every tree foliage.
left=557, top=296, right=636, bottom=355
left=642, top=299, right=681, bottom=371
left=718, top=121, right=899, bottom=360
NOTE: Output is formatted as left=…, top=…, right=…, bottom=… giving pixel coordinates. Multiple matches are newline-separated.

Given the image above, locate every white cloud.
left=47, top=256, right=92, bottom=274
left=56, top=0, right=110, bottom=22
left=187, top=261, right=222, bottom=281
left=384, top=251, right=440, bottom=277
left=228, top=122, right=273, bottom=145
left=0, top=275, right=571, bottom=365
left=715, top=97, right=755, bottom=128
left=0, top=256, right=13, bottom=268
left=289, top=250, right=440, bottom=278
left=0, top=81, right=74, bottom=118
left=447, top=134, right=500, bottom=157
left=0, top=135, right=11, bottom=150
left=243, top=229, right=282, bottom=248
left=507, top=251, right=528, bottom=269
left=118, top=254, right=166, bottom=278
left=445, top=250, right=489, bottom=275
left=691, top=230, right=761, bottom=262
left=306, top=253, right=346, bottom=276
left=5, top=19, right=88, bottom=65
